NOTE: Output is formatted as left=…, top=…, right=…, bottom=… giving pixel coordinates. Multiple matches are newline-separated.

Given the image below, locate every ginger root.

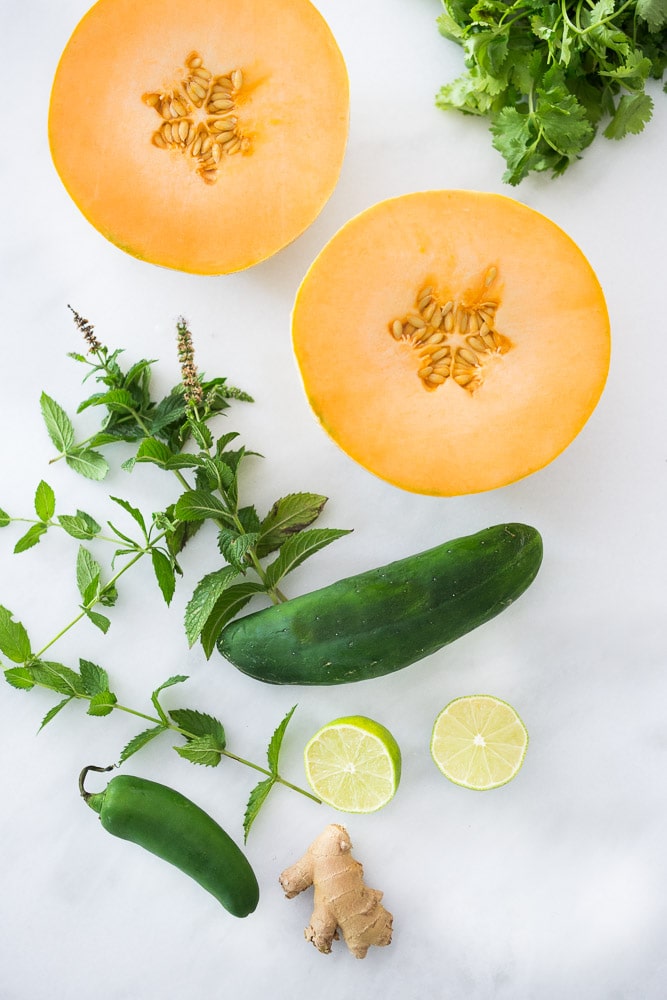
left=279, top=823, right=393, bottom=959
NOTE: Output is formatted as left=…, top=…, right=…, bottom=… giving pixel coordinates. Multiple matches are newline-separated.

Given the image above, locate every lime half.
left=430, top=695, right=528, bottom=790
left=304, top=715, right=401, bottom=813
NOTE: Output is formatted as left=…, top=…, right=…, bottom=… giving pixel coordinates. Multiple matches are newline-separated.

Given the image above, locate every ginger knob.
left=279, top=823, right=393, bottom=959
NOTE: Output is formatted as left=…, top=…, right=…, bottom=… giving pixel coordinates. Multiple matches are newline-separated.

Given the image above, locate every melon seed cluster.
left=389, top=267, right=511, bottom=393
left=143, top=51, right=249, bottom=185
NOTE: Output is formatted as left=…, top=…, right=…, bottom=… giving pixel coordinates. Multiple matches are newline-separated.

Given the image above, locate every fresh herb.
left=435, top=0, right=667, bottom=184
left=21, top=311, right=351, bottom=649
left=0, top=312, right=351, bottom=836
left=0, top=620, right=316, bottom=838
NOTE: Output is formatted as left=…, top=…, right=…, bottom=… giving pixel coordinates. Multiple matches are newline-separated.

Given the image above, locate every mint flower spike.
left=176, top=317, right=204, bottom=405
left=68, top=304, right=102, bottom=353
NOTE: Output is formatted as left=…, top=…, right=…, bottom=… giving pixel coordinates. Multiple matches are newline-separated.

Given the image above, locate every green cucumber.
left=217, top=523, right=542, bottom=685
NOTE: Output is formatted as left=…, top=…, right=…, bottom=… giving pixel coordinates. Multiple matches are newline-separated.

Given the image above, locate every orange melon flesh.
left=292, top=191, right=611, bottom=496
left=48, top=0, right=349, bottom=274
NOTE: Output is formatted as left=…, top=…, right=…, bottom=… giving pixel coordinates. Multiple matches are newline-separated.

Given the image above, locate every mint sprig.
left=0, top=313, right=345, bottom=836
left=0, top=613, right=320, bottom=832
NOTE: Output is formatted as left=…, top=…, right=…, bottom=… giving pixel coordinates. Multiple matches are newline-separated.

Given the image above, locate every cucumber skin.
left=217, top=523, right=543, bottom=685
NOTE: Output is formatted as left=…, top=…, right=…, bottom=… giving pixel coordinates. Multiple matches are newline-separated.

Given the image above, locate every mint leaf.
left=184, top=566, right=239, bottom=646
left=151, top=548, right=176, bottom=605
left=86, top=610, right=111, bottom=633
left=13, top=522, right=48, bottom=554
left=108, top=387, right=141, bottom=411
left=66, top=448, right=109, bottom=481
left=163, top=504, right=202, bottom=557
left=175, top=734, right=224, bottom=767
left=40, top=392, right=75, bottom=453
left=76, top=392, right=109, bottom=414
left=189, top=417, right=214, bottom=450
left=4, top=666, right=35, bottom=690
left=264, top=528, right=352, bottom=590
left=79, top=658, right=110, bottom=696
left=151, top=675, right=189, bottom=723
left=34, top=481, right=55, bottom=522
left=0, top=508, right=10, bottom=527
left=267, top=704, right=297, bottom=774
left=148, top=391, right=187, bottom=435
left=165, top=453, right=207, bottom=471
left=243, top=778, right=274, bottom=842
left=87, top=387, right=137, bottom=413
left=237, top=505, right=261, bottom=534
left=87, top=690, right=118, bottom=716
left=119, top=724, right=166, bottom=763
left=58, top=510, right=101, bottom=540
left=39, top=697, right=73, bottom=730
left=0, top=607, right=31, bottom=663
left=30, top=660, right=85, bottom=697
left=169, top=709, right=226, bottom=747
left=217, top=529, right=259, bottom=572
left=200, top=582, right=263, bottom=658
left=134, top=436, right=173, bottom=468
left=123, top=357, right=155, bottom=389
left=110, top=496, right=147, bottom=537
left=257, top=493, right=328, bottom=556
left=173, top=490, right=231, bottom=524
left=76, top=546, right=101, bottom=602
left=200, top=456, right=236, bottom=493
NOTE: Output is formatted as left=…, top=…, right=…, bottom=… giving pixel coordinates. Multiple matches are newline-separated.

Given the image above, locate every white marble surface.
left=1, top=1, right=666, bottom=997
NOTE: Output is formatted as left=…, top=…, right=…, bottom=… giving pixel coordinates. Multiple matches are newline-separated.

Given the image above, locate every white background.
left=1, top=1, right=666, bottom=997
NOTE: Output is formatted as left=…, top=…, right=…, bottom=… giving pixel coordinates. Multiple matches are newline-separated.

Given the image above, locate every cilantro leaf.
left=603, top=92, right=654, bottom=138
left=536, top=86, right=594, bottom=155
left=636, top=0, right=667, bottom=30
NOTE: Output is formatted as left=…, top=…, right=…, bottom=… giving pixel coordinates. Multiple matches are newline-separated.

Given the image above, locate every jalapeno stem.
left=79, top=763, right=115, bottom=812
left=79, top=763, right=114, bottom=795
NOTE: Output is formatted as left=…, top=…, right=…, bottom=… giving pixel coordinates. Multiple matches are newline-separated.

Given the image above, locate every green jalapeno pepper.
left=80, top=766, right=259, bottom=917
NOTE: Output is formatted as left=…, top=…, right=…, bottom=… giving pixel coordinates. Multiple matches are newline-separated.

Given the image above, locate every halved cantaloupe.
left=292, top=191, right=611, bottom=496
left=48, top=0, right=349, bottom=274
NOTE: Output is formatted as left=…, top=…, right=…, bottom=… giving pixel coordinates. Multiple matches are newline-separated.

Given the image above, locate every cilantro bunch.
left=436, top=0, right=667, bottom=184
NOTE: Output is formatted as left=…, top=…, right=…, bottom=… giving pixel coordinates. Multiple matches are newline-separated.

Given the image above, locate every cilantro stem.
left=560, top=0, right=636, bottom=35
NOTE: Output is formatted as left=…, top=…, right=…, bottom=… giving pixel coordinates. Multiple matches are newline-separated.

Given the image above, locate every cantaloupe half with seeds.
left=292, top=190, right=611, bottom=496
left=48, top=0, right=349, bottom=274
